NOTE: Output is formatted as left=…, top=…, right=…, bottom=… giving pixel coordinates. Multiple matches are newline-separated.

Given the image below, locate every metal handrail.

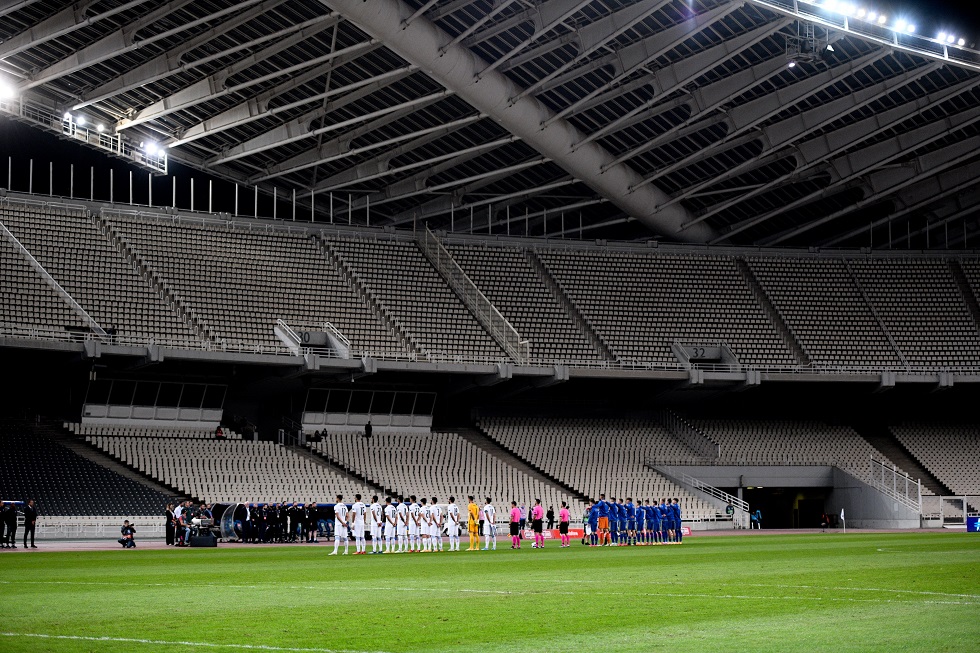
left=417, top=225, right=530, bottom=363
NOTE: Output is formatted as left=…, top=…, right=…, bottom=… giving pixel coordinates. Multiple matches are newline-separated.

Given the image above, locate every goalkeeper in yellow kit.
left=467, top=496, right=480, bottom=550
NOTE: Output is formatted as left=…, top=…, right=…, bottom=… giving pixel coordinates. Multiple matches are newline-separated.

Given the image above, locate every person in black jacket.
left=4, top=503, right=18, bottom=549
left=23, top=500, right=37, bottom=548
left=0, top=503, right=7, bottom=549
left=164, top=503, right=176, bottom=546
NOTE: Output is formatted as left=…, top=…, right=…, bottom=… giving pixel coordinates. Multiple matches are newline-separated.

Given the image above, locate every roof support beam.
left=613, top=49, right=887, bottom=173
left=23, top=0, right=229, bottom=90
left=319, top=0, right=713, bottom=242
left=713, top=108, right=980, bottom=243
left=541, top=2, right=742, bottom=127
left=473, top=0, right=609, bottom=78
left=206, top=84, right=446, bottom=166
left=669, top=61, right=943, bottom=216
left=771, top=141, right=980, bottom=248
left=253, top=114, right=485, bottom=184
left=0, top=1, right=40, bottom=20
left=172, top=65, right=411, bottom=147
left=818, top=162, right=980, bottom=247
left=118, top=35, right=369, bottom=131
left=0, top=0, right=138, bottom=60
left=573, top=18, right=790, bottom=148
left=679, top=66, right=968, bottom=230
left=72, top=0, right=300, bottom=110
left=301, top=134, right=514, bottom=196
left=511, top=0, right=673, bottom=102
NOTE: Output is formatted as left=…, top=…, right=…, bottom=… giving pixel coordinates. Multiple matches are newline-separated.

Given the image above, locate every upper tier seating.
left=104, top=214, right=403, bottom=354
left=1, top=203, right=199, bottom=345
left=748, top=257, right=901, bottom=367
left=311, top=431, right=585, bottom=519
left=0, top=423, right=171, bottom=516
left=1, top=231, right=87, bottom=333
left=86, top=434, right=372, bottom=504
left=478, top=417, right=719, bottom=521
left=850, top=259, right=980, bottom=367
left=892, top=425, right=980, bottom=495
left=691, top=419, right=925, bottom=490
left=448, top=243, right=604, bottom=364
left=329, top=236, right=506, bottom=361
left=537, top=249, right=796, bottom=366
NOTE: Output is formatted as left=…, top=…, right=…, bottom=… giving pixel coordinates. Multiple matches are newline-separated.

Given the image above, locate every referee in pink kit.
left=509, top=501, right=522, bottom=549
left=531, top=499, right=545, bottom=549
left=558, top=501, right=571, bottom=548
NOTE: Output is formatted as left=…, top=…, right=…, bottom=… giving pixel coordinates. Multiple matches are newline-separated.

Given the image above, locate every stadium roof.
left=2, top=0, right=980, bottom=247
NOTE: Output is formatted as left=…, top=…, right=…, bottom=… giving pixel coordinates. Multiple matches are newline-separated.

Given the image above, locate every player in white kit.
left=330, top=495, right=349, bottom=555
left=445, top=497, right=461, bottom=551
left=383, top=497, right=398, bottom=553
left=350, top=494, right=367, bottom=555
left=481, top=498, right=497, bottom=550
left=369, top=495, right=383, bottom=554
left=396, top=497, right=409, bottom=553
left=419, top=498, right=432, bottom=552
left=409, top=496, right=421, bottom=553
left=430, top=497, right=443, bottom=552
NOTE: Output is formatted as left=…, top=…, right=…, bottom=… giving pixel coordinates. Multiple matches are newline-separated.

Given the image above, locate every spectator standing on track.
left=546, top=506, right=555, bottom=530
left=518, top=502, right=527, bottom=539
left=0, top=502, right=6, bottom=548
left=164, top=503, right=175, bottom=546
left=4, top=502, right=19, bottom=548
left=23, top=499, right=37, bottom=549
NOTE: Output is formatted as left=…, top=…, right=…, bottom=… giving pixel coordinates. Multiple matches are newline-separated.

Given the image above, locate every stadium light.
left=76, top=115, right=86, bottom=126
left=64, top=111, right=72, bottom=120
left=878, top=15, right=887, bottom=24
left=895, top=19, right=907, bottom=32
left=0, top=81, right=15, bottom=100
left=787, top=61, right=797, bottom=68
left=145, top=142, right=159, bottom=156
left=96, top=124, right=105, bottom=133
left=906, top=24, right=915, bottom=34
left=959, top=38, right=966, bottom=46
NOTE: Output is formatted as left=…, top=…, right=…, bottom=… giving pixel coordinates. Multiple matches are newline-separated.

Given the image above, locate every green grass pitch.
left=1, top=532, right=978, bottom=652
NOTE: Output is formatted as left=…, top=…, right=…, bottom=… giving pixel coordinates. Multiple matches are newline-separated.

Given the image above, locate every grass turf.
left=0, top=532, right=977, bottom=652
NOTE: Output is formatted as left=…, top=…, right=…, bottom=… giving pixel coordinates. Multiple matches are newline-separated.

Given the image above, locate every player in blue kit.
left=596, top=495, right=610, bottom=546
left=588, top=500, right=600, bottom=546
left=616, top=499, right=627, bottom=546
left=625, top=498, right=637, bottom=546
left=672, top=498, right=683, bottom=543
left=660, top=499, right=673, bottom=543
left=635, top=500, right=645, bottom=545
left=605, top=497, right=616, bottom=546
left=647, top=499, right=660, bottom=544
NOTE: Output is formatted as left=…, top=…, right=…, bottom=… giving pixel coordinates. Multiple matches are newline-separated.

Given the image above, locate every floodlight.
left=867, top=11, right=877, bottom=21
left=145, top=142, right=159, bottom=156
left=0, top=82, right=15, bottom=100
left=826, top=43, right=836, bottom=52
left=96, top=124, right=105, bottom=133
left=958, top=38, right=966, bottom=46
left=906, top=24, right=915, bottom=34
left=895, top=19, right=907, bottom=32
left=938, top=32, right=947, bottom=41
left=76, top=115, right=86, bottom=126
left=878, top=15, right=887, bottom=24
left=856, top=8, right=866, bottom=18
left=64, top=111, right=72, bottom=120
left=788, top=61, right=797, bottom=68
left=947, top=35, right=956, bottom=43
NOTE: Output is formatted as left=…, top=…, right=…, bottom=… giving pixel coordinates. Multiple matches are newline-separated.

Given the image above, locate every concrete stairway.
left=855, top=423, right=951, bottom=495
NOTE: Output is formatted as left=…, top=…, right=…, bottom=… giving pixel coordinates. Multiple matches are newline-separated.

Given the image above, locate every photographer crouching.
left=118, top=520, right=136, bottom=548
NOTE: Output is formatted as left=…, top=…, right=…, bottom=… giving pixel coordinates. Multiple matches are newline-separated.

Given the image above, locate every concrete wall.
left=829, top=468, right=920, bottom=529
left=676, top=465, right=835, bottom=488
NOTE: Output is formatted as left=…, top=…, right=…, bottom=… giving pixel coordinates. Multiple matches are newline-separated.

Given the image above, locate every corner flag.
left=840, top=508, right=845, bottom=533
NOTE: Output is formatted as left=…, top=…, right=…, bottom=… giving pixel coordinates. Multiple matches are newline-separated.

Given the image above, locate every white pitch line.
left=0, top=632, right=392, bottom=653
left=3, top=580, right=978, bottom=606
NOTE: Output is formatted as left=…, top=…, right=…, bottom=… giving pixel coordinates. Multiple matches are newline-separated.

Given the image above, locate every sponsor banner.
left=968, top=516, right=980, bottom=533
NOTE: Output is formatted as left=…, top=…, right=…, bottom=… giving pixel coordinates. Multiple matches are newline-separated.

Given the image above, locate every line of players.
left=587, top=495, right=683, bottom=546
left=327, top=494, right=510, bottom=554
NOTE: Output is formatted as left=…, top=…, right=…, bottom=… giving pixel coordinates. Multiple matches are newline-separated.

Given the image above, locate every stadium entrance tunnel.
left=739, top=487, right=830, bottom=529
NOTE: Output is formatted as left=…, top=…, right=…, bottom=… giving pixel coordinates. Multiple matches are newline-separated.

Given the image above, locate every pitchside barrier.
left=920, top=496, right=980, bottom=528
